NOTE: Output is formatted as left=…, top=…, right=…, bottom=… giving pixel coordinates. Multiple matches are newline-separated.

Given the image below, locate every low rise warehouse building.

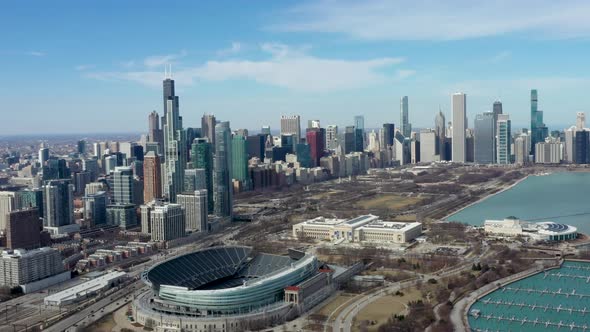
left=44, top=271, right=127, bottom=306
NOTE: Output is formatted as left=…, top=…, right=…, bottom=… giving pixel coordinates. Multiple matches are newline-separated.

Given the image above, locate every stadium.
left=134, top=246, right=357, bottom=331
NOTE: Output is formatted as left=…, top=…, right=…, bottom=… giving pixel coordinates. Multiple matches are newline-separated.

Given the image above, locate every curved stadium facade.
left=137, top=246, right=319, bottom=328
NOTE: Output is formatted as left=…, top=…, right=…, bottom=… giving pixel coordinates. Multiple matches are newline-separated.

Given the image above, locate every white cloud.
left=490, top=51, right=511, bottom=63
left=75, top=64, right=95, bottom=71
left=272, top=0, right=590, bottom=40
left=86, top=44, right=407, bottom=92
left=143, top=50, right=187, bottom=68
left=217, top=42, right=242, bottom=56
left=26, top=51, right=45, bottom=57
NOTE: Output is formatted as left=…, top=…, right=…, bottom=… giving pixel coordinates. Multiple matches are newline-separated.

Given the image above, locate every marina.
left=468, top=261, right=590, bottom=331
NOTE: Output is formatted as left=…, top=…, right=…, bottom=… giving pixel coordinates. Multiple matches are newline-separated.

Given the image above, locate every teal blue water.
left=468, top=261, right=590, bottom=331
left=446, top=172, right=590, bottom=235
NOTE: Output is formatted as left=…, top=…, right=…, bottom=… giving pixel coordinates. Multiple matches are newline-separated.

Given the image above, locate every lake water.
left=446, top=172, right=590, bottom=235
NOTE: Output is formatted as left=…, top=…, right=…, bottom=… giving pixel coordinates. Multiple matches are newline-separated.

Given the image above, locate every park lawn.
left=353, top=288, right=423, bottom=332
left=355, top=194, right=422, bottom=211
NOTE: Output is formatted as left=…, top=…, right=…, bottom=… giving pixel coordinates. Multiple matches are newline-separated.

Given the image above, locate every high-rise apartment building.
left=43, top=180, right=74, bottom=228
left=150, top=203, right=185, bottom=242
left=496, top=114, right=511, bottom=164
left=113, top=166, right=134, bottom=205
left=400, top=96, right=411, bottom=137
left=564, top=126, right=576, bottom=163
left=231, top=135, right=249, bottom=183
left=535, top=138, right=562, bottom=164
left=0, top=248, right=66, bottom=288
left=143, top=152, right=162, bottom=203
left=177, top=190, right=208, bottom=233
left=0, top=192, right=16, bottom=231
left=15, top=189, right=44, bottom=218
left=575, top=130, right=589, bottom=164
left=106, top=204, right=137, bottom=229
left=452, top=93, right=467, bottom=162
left=474, top=112, right=495, bottom=164
left=6, top=208, right=41, bottom=250
left=514, top=134, right=529, bottom=165
left=83, top=191, right=107, bottom=226
left=191, top=138, right=213, bottom=212
left=214, top=122, right=233, bottom=218
left=184, top=168, right=207, bottom=192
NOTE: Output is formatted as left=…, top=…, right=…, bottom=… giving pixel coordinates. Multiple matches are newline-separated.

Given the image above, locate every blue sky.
left=2, top=0, right=590, bottom=135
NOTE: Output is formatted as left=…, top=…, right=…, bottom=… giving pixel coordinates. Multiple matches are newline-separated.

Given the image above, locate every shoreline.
left=442, top=173, right=536, bottom=222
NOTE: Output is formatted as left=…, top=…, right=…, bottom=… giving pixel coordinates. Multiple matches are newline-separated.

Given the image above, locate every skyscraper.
left=306, top=128, right=325, bottom=167
left=575, top=130, right=589, bottom=164
left=113, top=166, right=134, bottom=205
left=162, top=77, right=186, bottom=203
left=84, top=191, right=107, bottom=226
left=77, top=140, right=86, bottom=155
left=326, top=125, right=338, bottom=150
left=496, top=114, right=512, bottom=164
left=382, top=123, right=395, bottom=147
left=452, top=93, right=467, bottom=162
left=419, top=130, right=437, bottom=163
left=184, top=168, right=207, bottom=192
left=214, top=122, right=233, bottom=218
left=400, top=96, right=411, bottom=137
left=474, top=112, right=495, bottom=164
left=162, top=77, right=177, bottom=126
left=231, top=135, right=248, bottom=183
left=143, top=152, right=161, bottom=203
left=354, top=115, right=364, bottom=152
left=0, top=192, right=16, bottom=231
left=261, top=125, right=271, bottom=135
left=38, top=144, right=49, bottom=166
left=150, top=203, right=185, bottom=241
left=280, top=115, right=301, bottom=150
left=246, top=134, right=266, bottom=160
left=43, top=179, right=74, bottom=227
left=201, top=114, right=217, bottom=147
left=148, top=111, right=164, bottom=154
left=514, top=134, right=529, bottom=165
left=530, top=89, right=548, bottom=156
left=6, top=208, right=41, bottom=250
left=577, top=112, right=586, bottom=130
left=191, top=138, right=213, bottom=212
left=342, top=126, right=356, bottom=154
left=106, top=204, right=137, bottom=229
left=15, top=189, right=44, bottom=218
left=177, top=190, right=208, bottom=233
left=564, top=126, right=576, bottom=163
left=435, top=110, right=446, bottom=160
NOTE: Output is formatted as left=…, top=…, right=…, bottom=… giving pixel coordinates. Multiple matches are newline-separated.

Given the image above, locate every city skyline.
left=3, top=1, right=590, bottom=135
